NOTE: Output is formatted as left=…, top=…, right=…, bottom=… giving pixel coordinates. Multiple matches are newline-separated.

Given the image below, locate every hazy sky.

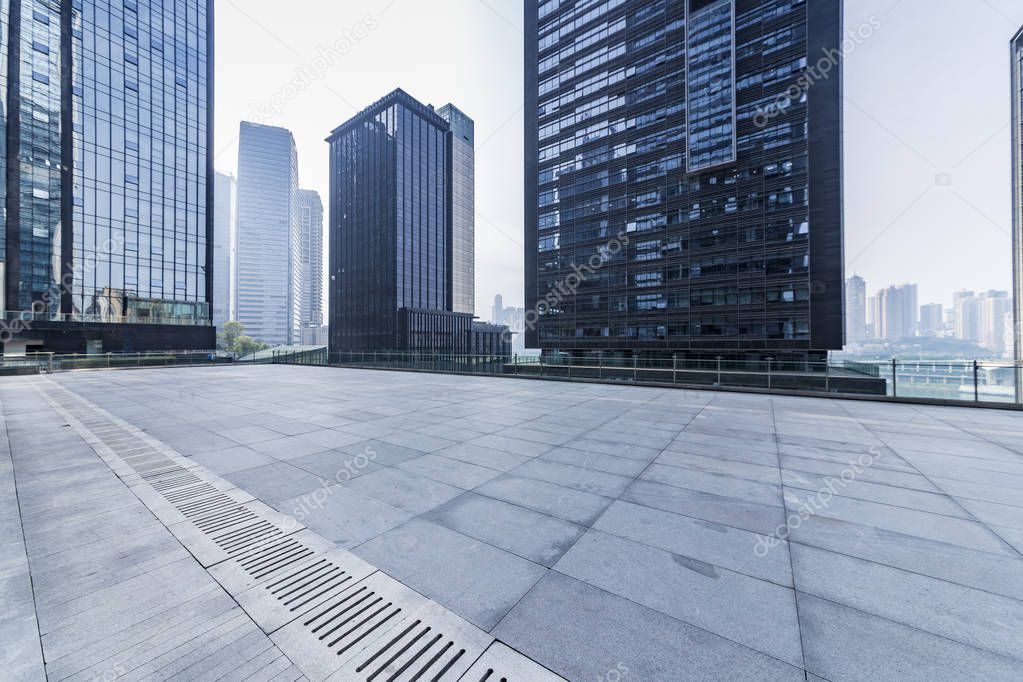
left=214, top=0, right=1023, bottom=319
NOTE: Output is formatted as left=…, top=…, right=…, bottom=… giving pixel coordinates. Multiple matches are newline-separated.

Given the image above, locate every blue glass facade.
left=0, top=0, right=213, bottom=352
left=235, top=121, right=300, bottom=347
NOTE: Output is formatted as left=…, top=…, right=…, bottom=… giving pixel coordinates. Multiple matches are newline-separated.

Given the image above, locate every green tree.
left=218, top=320, right=244, bottom=351
left=235, top=335, right=266, bottom=357
left=218, top=321, right=268, bottom=356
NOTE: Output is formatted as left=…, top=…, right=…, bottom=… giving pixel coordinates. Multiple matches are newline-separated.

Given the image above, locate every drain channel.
left=36, top=379, right=566, bottom=681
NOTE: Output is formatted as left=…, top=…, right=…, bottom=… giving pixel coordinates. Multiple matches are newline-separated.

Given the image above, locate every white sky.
left=214, top=0, right=1023, bottom=319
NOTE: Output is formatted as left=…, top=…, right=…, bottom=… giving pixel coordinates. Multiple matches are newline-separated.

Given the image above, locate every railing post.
left=825, top=361, right=830, bottom=393
left=716, top=355, right=722, bottom=386
left=539, top=354, right=544, bottom=377
left=633, top=356, right=638, bottom=382
left=673, top=354, right=677, bottom=384
left=599, top=354, right=604, bottom=381
left=974, top=360, right=980, bottom=403
left=107, top=352, right=111, bottom=369
left=891, top=358, right=897, bottom=398
left=767, top=357, right=773, bottom=390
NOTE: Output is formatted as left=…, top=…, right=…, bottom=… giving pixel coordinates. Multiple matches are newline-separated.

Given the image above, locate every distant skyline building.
left=845, top=276, right=867, bottom=345
left=954, top=290, right=982, bottom=343
left=981, top=291, right=1012, bottom=355
left=870, top=284, right=918, bottom=340
left=236, top=122, right=300, bottom=346
left=524, top=0, right=844, bottom=360
left=213, top=172, right=237, bottom=329
left=298, top=189, right=324, bottom=329
left=919, top=303, right=944, bottom=337
left=1, top=0, right=214, bottom=353
left=491, top=293, right=527, bottom=354
left=438, top=104, right=476, bottom=315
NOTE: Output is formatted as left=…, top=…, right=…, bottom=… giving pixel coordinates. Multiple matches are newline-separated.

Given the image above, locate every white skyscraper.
left=212, top=172, right=237, bottom=329
left=298, top=190, right=324, bottom=330
left=236, top=122, right=301, bottom=346
left=845, top=275, right=867, bottom=344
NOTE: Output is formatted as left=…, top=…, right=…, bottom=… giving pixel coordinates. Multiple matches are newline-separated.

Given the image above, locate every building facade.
left=980, top=291, right=1012, bottom=355
left=213, top=171, right=236, bottom=328
left=869, top=283, right=917, bottom=341
left=524, top=0, right=844, bottom=360
left=438, top=104, right=475, bottom=315
left=845, top=275, right=866, bottom=345
left=919, top=302, right=943, bottom=337
left=298, top=188, right=323, bottom=330
left=1, top=0, right=214, bottom=353
left=236, top=121, right=300, bottom=347
left=327, top=89, right=505, bottom=355
left=1013, top=27, right=1023, bottom=386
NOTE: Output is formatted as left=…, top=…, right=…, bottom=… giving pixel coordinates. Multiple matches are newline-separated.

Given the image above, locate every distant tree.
left=235, top=335, right=266, bottom=357
left=218, top=320, right=244, bottom=351
left=218, top=321, right=268, bottom=356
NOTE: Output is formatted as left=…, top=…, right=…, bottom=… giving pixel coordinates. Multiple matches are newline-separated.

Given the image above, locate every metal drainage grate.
left=460, top=642, right=567, bottom=682
left=271, top=571, right=432, bottom=680
left=332, top=601, right=492, bottom=681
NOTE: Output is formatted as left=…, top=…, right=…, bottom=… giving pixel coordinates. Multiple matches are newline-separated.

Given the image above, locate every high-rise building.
left=492, top=294, right=505, bottom=325
left=437, top=104, right=475, bottom=315
left=953, top=290, right=983, bottom=343
left=327, top=89, right=505, bottom=356
left=919, top=303, right=944, bottom=337
left=298, top=189, right=324, bottom=329
left=871, top=284, right=917, bottom=340
left=524, top=0, right=844, bottom=360
left=213, top=172, right=237, bottom=329
left=1, top=0, right=214, bottom=354
left=236, top=122, right=300, bottom=347
left=845, top=275, right=867, bottom=345
left=980, top=290, right=1012, bottom=355
left=1013, top=26, right=1023, bottom=384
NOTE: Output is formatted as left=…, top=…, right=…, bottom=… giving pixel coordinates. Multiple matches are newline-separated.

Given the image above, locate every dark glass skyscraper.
left=328, top=89, right=454, bottom=352
left=1, top=0, right=214, bottom=353
left=524, top=0, right=844, bottom=360
left=327, top=89, right=506, bottom=355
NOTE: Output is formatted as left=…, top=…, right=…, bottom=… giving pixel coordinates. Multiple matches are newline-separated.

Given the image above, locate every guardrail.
left=272, top=350, right=1022, bottom=408
left=3, top=348, right=1019, bottom=408
left=1, top=351, right=228, bottom=373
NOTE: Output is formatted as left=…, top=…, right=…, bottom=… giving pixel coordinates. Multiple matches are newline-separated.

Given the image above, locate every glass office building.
left=438, top=103, right=475, bottom=315
left=524, top=0, right=844, bottom=360
left=0, top=0, right=214, bottom=353
left=1012, top=26, right=1023, bottom=395
left=298, top=188, right=323, bottom=329
left=235, top=121, right=300, bottom=347
left=327, top=88, right=499, bottom=354
left=328, top=89, right=452, bottom=351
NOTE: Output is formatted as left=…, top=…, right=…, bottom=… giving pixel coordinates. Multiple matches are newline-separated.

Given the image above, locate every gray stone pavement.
left=3, top=365, right=1023, bottom=680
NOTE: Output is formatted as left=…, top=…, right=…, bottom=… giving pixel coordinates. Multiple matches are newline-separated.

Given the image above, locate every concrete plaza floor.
left=3, top=365, right=1023, bottom=680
